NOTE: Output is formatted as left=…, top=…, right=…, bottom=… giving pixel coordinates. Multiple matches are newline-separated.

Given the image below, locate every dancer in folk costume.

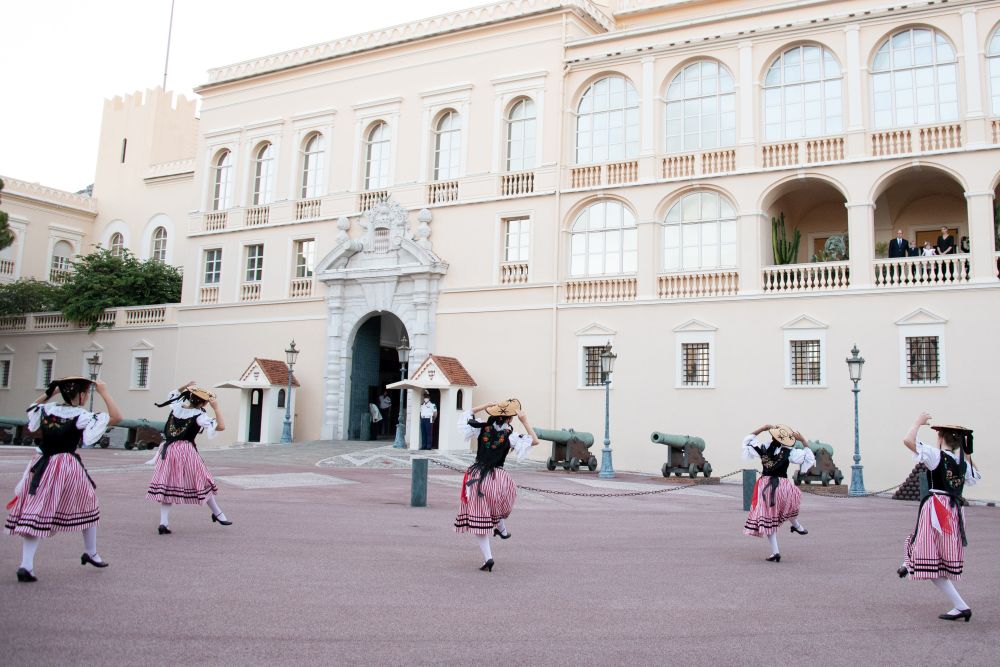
left=146, top=381, right=230, bottom=533
left=742, top=424, right=816, bottom=562
left=454, top=399, right=539, bottom=571
left=898, top=413, right=980, bottom=622
left=6, top=377, right=122, bottom=582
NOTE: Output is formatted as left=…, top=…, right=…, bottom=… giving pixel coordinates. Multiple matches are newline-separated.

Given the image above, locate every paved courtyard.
left=0, top=441, right=997, bottom=666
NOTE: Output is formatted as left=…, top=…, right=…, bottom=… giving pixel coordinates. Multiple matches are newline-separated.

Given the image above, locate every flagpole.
left=162, top=0, right=176, bottom=90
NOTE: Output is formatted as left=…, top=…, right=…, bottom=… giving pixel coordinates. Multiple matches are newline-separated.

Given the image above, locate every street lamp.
left=846, top=344, right=866, bottom=496
left=279, top=340, right=299, bottom=444
left=392, top=336, right=411, bottom=449
left=598, top=341, right=617, bottom=479
left=86, top=353, right=103, bottom=412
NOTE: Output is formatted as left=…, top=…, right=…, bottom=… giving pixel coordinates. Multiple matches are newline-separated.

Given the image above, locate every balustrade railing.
left=359, top=190, right=388, bottom=212
left=499, top=262, right=529, bottom=285
left=657, top=270, right=739, bottom=299
left=33, top=313, right=70, bottom=330
left=427, top=180, right=459, bottom=205
left=124, top=306, right=167, bottom=326
left=607, top=160, right=639, bottom=184
left=918, top=123, right=962, bottom=151
left=993, top=120, right=1000, bottom=144
left=199, top=286, right=219, bottom=304
left=295, top=198, right=321, bottom=220
left=662, top=154, right=695, bottom=179
left=0, top=316, right=26, bottom=332
left=49, top=268, right=71, bottom=284
left=762, top=142, right=800, bottom=168
left=702, top=149, right=736, bottom=174
left=873, top=255, right=970, bottom=287
left=0, top=306, right=177, bottom=332
left=205, top=211, right=228, bottom=231
left=762, top=261, right=850, bottom=293
left=246, top=205, right=270, bottom=227
left=806, top=137, right=844, bottom=163
left=565, top=276, right=637, bottom=303
left=570, top=165, right=602, bottom=188
left=501, top=171, right=535, bottom=197
left=240, top=282, right=262, bottom=302
left=0, top=259, right=15, bottom=276
left=289, top=278, right=313, bottom=298
left=871, top=129, right=912, bottom=156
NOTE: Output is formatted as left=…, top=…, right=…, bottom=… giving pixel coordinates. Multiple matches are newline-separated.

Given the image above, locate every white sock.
left=476, top=535, right=493, bottom=562
left=206, top=496, right=227, bottom=521
left=160, top=503, right=171, bottom=527
left=20, top=536, right=40, bottom=572
left=82, top=526, right=102, bottom=562
left=496, top=519, right=508, bottom=536
left=767, top=533, right=780, bottom=555
left=932, top=578, right=969, bottom=611
left=791, top=519, right=805, bottom=531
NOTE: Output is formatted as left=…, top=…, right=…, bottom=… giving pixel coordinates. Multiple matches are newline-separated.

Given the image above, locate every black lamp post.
left=597, top=341, right=617, bottom=479
left=392, top=336, right=411, bottom=449
left=846, top=344, right=866, bottom=496
left=279, top=340, right=299, bottom=444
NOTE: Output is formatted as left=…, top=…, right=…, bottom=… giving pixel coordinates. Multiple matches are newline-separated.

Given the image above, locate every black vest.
left=474, top=424, right=513, bottom=469
left=37, top=408, right=83, bottom=456
left=928, top=450, right=966, bottom=499
left=163, top=412, right=204, bottom=445
left=755, top=442, right=791, bottom=478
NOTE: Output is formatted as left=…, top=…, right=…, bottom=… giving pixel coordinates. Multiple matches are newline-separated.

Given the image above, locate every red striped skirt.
left=454, top=466, right=516, bottom=536
left=146, top=440, right=218, bottom=505
left=903, top=494, right=965, bottom=581
left=5, top=453, right=100, bottom=537
left=743, top=475, right=801, bottom=537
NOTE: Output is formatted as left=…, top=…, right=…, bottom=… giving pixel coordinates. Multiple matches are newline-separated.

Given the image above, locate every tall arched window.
left=151, top=227, right=168, bottom=262
left=109, top=232, right=124, bottom=257
left=871, top=28, right=957, bottom=129
left=365, top=122, right=391, bottom=190
left=570, top=201, right=637, bottom=276
left=506, top=98, right=536, bottom=171
left=50, top=240, right=74, bottom=282
left=666, top=61, right=736, bottom=153
left=212, top=150, right=233, bottom=211
left=252, top=142, right=275, bottom=206
left=662, top=192, right=737, bottom=272
left=433, top=110, right=462, bottom=180
left=987, top=29, right=1000, bottom=116
left=300, top=133, right=325, bottom=198
left=763, top=45, right=843, bottom=141
left=575, top=76, right=639, bottom=164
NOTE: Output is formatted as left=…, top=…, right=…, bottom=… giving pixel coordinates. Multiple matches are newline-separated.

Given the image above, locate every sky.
left=0, top=0, right=490, bottom=193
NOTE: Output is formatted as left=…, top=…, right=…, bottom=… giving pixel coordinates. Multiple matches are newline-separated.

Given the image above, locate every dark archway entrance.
left=347, top=312, right=408, bottom=441
left=248, top=389, right=263, bottom=442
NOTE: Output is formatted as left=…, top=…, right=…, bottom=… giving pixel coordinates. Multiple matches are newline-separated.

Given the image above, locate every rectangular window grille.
left=584, top=346, right=604, bottom=387
left=504, top=217, right=531, bottom=262
left=245, top=244, right=264, bottom=282
left=134, top=357, right=150, bottom=389
left=40, top=358, right=53, bottom=387
left=790, top=339, right=822, bottom=385
left=203, top=249, right=222, bottom=284
left=0, top=360, right=10, bottom=388
left=906, top=336, right=940, bottom=384
left=294, top=240, right=315, bottom=278
left=682, top=343, right=711, bottom=386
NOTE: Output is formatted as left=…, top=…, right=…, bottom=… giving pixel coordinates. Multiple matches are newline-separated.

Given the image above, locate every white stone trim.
left=782, top=326, right=827, bottom=389
left=675, top=328, right=716, bottom=389
left=130, top=349, right=152, bottom=391
left=36, top=351, right=56, bottom=390
left=898, top=320, right=947, bottom=387
left=576, top=329, right=614, bottom=390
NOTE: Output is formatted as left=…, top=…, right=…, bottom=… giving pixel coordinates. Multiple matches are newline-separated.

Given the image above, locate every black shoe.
left=765, top=553, right=781, bottom=563
left=493, top=528, right=511, bottom=539
left=211, top=513, right=233, bottom=526
left=479, top=559, right=494, bottom=572
left=81, top=553, right=109, bottom=568
left=938, top=609, right=972, bottom=622
left=790, top=525, right=808, bottom=535
left=16, top=567, right=37, bottom=583
left=897, top=565, right=908, bottom=578
left=158, top=524, right=172, bottom=535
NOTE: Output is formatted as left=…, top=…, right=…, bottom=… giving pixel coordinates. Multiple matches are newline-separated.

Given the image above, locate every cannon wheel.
left=673, top=472, right=682, bottom=477
left=834, top=470, right=844, bottom=485
left=820, top=471, right=831, bottom=486
left=587, top=456, right=597, bottom=471
left=562, top=461, right=571, bottom=471
left=570, top=457, right=581, bottom=472
left=124, top=441, right=134, bottom=450
left=661, top=463, right=670, bottom=478
left=794, top=472, right=802, bottom=485
left=21, top=437, right=34, bottom=447
left=688, top=464, right=699, bottom=478
left=703, top=463, right=712, bottom=478
left=148, top=442, right=160, bottom=450
left=546, top=457, right=556, bottom=471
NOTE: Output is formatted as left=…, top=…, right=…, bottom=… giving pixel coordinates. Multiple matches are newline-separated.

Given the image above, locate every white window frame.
left=130, top=351, right=151, bottom=391
left=432, top=109, right=462, bottom=181
left=989, top=29, right=1000, bottom=117
left=674, top=327, right=716, bottom=389
left=150, top=226, right=168, bottom=262
left=505, top=97, right=537, bottom=171
left=0, top=354, right=12, bottom=389
left=203, top=248, right=222, bottom=285
left=0, top=217, right=27, bottom=280
left=293, top=238, right=316, bottom=279
left=491, top=72, right=546, bottom=174
left=364, top=121, right=392, bottom=190
left=783, top=329, right=827, bottom=388
left=36, top=353, right=55, bottom=390
left=569, top=201, right=638, bottom=277
left=575, top=325, right=616, bottom=390
left=870, top=28, right=958, bottom=130
left=662, top=191, right=738, bottom=272
left=502, top=216, right=532, bottom=263
left=665, top=60, right=737, bottom=153
left=899, top=322, right=946, bottom=387
left=300, top=132, right=326, bottom=199
left=575, top=75, right=640, bottom=165
left=211, top=148, right=234, bottom=211
left=244, top=243, right=265, bottom=283
left=763, top=44, right=843, bottom=141
left=109, top=232, right=125, bottom=257
left=251, top=142, right=276, bottom=206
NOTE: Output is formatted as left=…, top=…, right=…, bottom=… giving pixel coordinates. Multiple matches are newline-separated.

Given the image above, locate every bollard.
left=411, top=457, right=428, bottom=507
left=918, top=473, right=929, bottom=501
left=742, top=469, right=757, bottom=511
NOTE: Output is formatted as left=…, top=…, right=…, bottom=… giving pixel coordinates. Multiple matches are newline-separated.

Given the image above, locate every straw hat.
left=768, top=424, right=796, bottom=447
left=55, top=376, right=94, bottom=385
left=486, top=398, right=522, bottom=417
left=188, top=386, right=216, bottom=402
left=930, top=424, right=972, bottom=434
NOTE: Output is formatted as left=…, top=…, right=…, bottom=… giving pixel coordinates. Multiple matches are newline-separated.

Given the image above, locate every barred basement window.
left=135, top=356, right=150, bottom=389
left=0, top=359, right=10, bottom=388
left=681, top=343, right=710, bottom=386
left=790, top=339, right=822, bottom=385
left=40, top=358, right=54, bottom=388
left=584, top=346, right=604, bottom=387
left=906, top=336, right=940, bottom=384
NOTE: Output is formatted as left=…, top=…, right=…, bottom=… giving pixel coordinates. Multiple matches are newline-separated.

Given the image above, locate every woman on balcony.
left=742, top=424, right=815, bottom=563
left=147, top=381, right=230, bottom=533
left=6, top=377, right=122, bottom=583
left=898, top=414, right=979, bottom=622
left=454, top=399, right=538, bottom=572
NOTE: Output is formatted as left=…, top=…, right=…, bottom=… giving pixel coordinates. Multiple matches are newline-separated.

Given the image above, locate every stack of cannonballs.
left=891, top=463, right=929, bottom=501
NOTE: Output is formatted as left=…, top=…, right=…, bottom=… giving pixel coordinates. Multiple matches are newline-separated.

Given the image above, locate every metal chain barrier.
left=799, top=482, right=902, bottom=499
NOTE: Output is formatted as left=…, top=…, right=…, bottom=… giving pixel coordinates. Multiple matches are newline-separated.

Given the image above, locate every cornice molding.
left=0, top=175, right=97, bottom=215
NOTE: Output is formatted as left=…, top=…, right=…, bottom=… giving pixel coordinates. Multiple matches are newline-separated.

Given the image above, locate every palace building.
left=2, top=0, right=999, bottom=499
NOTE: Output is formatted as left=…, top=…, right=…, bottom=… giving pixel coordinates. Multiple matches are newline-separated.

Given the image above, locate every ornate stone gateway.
left=315, top=199, right=447, bottom=441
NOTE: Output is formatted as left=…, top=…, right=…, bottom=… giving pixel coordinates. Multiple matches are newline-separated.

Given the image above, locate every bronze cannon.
left=118, top=419, right=167, bottom=451
left=651, top=431, right=712, bottom=478
left=537, top=427, right=597, bottom=472
left=793, top=440, right=844, bottom=486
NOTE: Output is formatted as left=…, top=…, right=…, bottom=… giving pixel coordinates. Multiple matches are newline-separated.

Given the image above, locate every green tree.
left=0, top=178, right=16, bottom=252
left=0, top=279, right=65, bottom=316
left=60, top=247, right=182, bottom=332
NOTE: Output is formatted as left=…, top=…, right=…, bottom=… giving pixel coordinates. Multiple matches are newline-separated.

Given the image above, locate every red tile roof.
left=254, top=358, right=301, bottom=387
left=428, top=355, right=477, bottom=387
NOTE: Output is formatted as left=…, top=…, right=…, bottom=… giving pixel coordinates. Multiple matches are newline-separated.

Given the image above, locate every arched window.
left=988, top=29, right=1000, bottom=116
left=277, top=389, right=286, bottom=409
left=365, top=122, right=391, bottom=190
left=109, top=232, right=124, bottom=257
left=456, top=389, right=464, bottom=410
left=151, top=227, right=168, bottom=262
left=212, top=150, right=233, bottom=211
left=763, top=45, right=842, bottom=141
left=506, top=98, right=536, bottom=171
left=300, top=133, right=325, bottom=198
left=871, top=28, right=957, bottom=129
left=252, top=142, right=275, bottom=206
left=575, top=76, right=639, bottom=164
left=663, top=192, right=737, bottom=272
left=50, top=240, right=74, bottom=282
left=570, top=201, right=637, bottom=276
left=433, top=111, right=461, bottom=180
left=666, top=61, right=736, bottom=153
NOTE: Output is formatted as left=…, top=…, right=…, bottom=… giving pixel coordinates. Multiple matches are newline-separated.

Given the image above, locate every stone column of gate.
left=738, top=211, right=765, bottom=294
left=965, top=191, right=997, bottom=282
left=846, top=203, right=875, bottom=289
left=322, top=288, right=346, bottom=441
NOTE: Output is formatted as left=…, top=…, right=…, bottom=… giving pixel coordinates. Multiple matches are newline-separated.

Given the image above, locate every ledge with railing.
left=0, top=305, right=178, bottom=333
left=48, top=268, right=72, bottom=284
left=500, top=171, right=535, bottom=197
left=657, top=270, right=740, bottom=299
left=761, top=136, right=846, bottom=168
left=295, top=198, right=322, bottom=220
left=499, top=261, right=529, bottom=285
left=0, top=259, right=16, bottom=277
left=199, top=285, right=219, bottom=304
left=359, top=190, right=389, bottom=212
left=240, top=282, right=262, bottom=302
left=246, top=205, right=270, bottom=227
left=873, top=254, right=971, bottom=288
left=762, top=261, right=850, bottom=293
left=427, top=180, right=459, bottom=205
left=870, top=122, right=962, bottom=158
left=570, top=159, right=640, bottom=189
left=661, top=148, right=737, bottom=179
left=564, top=276, right=637, bottom=303
left=289, top=278, right=314, bottom=298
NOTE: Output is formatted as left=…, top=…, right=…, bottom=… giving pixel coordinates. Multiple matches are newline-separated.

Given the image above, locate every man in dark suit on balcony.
left=888, top=229, right=910, bottom=258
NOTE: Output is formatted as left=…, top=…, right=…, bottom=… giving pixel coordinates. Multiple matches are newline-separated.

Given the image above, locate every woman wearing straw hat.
left=742, top=424, right=815, bottom=562
left=6, top=376, right=123, bottom=582
left=898, top=413, right=980, bottom=622
left=454, top=399, right=539, bottom=571
left=146, top=380, right=230, bottom=533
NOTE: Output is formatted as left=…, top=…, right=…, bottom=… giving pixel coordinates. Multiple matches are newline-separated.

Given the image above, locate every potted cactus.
left=771, top=212, right=800, bottom=265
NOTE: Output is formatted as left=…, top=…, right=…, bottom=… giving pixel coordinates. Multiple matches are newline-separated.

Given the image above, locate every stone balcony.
left=0, top=305, right=178, bottom=333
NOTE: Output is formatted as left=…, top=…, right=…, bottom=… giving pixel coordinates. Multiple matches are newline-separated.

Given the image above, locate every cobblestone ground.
left=0, top=441, right=997, bottom=666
